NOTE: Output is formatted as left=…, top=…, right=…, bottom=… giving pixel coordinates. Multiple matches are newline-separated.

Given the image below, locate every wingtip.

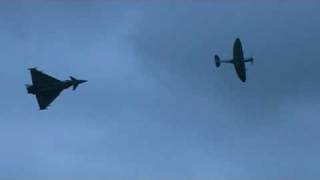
left=28, top=67, right=37, bottom=71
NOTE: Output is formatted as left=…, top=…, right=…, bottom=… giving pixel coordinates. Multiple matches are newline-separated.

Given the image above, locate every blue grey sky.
left=0, top=1, right=320, bottom=180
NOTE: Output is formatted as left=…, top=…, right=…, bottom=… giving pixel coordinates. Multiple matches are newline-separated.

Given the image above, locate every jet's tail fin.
left=214, top=55, right=221, bottom=67
left=70, top=76, right=76, bottom=81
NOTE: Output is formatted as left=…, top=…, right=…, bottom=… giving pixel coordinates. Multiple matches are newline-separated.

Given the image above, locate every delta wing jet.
left=26, top=68, right=87, bottom=110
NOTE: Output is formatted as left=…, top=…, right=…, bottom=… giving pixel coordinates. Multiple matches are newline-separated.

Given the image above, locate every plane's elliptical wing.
left=233, top=38, right=244, bottom=60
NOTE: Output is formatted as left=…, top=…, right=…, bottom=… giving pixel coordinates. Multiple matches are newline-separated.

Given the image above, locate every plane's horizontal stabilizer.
left=215, top=55, right=221, bottom=67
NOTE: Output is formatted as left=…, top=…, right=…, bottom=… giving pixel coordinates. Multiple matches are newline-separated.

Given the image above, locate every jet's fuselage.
left=27, top=80, right=73, bottom=95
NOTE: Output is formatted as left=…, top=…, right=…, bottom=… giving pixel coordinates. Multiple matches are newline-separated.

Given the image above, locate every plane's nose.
left=79, top=80, right=87, bottom=84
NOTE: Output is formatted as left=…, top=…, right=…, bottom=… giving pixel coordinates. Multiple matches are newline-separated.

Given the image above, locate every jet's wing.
left=35, top=90, right=62, bottom=110
left=233, top=38, right=244, bottom=60
left=29, top=68, right=61, bottom=86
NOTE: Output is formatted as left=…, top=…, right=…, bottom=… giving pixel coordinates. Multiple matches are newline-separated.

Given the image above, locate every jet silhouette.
left=26, top=68, right=87, bottom=110
left=214, top=38, right=254, bottom=82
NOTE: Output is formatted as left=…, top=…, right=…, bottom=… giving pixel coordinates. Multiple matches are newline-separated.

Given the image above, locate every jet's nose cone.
left=78, top=80, right=87, bottom=84
left=71, top=79, right=87, bottom=90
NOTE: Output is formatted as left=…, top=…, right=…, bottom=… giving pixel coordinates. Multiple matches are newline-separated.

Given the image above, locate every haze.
left=0, top=1, right=319, bottom=180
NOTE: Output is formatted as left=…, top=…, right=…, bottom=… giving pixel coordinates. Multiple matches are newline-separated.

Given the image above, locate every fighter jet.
left=26, top=68, right=87, bottom=110
left=214, top=38, right=254, bottom=82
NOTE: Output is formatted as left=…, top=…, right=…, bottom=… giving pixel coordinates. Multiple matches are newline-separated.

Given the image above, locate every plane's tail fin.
left=214, top=55, right=221, bottom=67
left=70, top=76, right=76, bottom=81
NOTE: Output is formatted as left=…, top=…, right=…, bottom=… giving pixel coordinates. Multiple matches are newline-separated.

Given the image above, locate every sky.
left=0, top=1, right=320, bottom=180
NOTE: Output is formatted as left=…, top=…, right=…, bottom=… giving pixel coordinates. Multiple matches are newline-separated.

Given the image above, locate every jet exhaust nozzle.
left=25, top=84, right=32, bottom=94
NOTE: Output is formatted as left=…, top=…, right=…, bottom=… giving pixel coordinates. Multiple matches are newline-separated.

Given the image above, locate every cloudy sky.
left=0, top=1, right=319, bottom=180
